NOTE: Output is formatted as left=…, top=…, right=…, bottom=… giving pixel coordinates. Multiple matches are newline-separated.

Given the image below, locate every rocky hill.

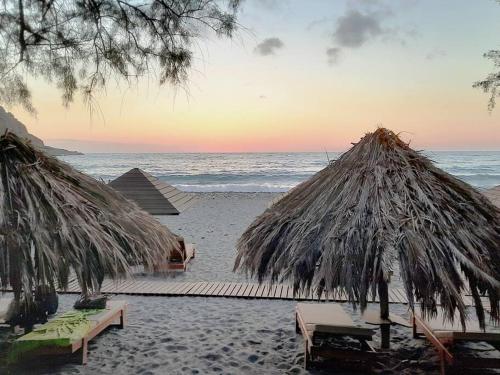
left=0, top=106, right=82, bottom=156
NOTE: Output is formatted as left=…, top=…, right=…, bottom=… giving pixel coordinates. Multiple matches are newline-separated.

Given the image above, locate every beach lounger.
left=411, top=310, right=500, bottom=374
left=295, top=303, right=377, bottom=370
left=154, top=237, right=195, bottom=271
left=12, top=300, right=127, bottom=364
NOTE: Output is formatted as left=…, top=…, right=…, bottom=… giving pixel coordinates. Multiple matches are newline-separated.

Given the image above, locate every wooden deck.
left=50, top=279, right=414, bottom=303
left=3, top=279, right=483, bottom=307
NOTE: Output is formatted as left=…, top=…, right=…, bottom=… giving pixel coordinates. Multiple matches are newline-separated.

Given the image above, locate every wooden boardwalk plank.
left=265, top=285, right=275, bottom=298
left=151, top=281, right=178, bottom=295
left=176, top=282, right=193, bottom=295
left=229, top=283, right=243, bottom=297
left=396, top=289, right=407, bottom=303
left=236, top=284, right=249, bottom=297
left=186, top=282, right=206, bottom=295
left=142, top=281, right=166, bottom=295
left=204, top=282, right=220, bottom=296
left=211, top=282, right=225, bottom=295
left=219, top=282, right=234, bottom=297
left=239, top=283, right=251, bottom=297
left=139, top=281, right=158, bottom=295
left=116, top=280, right=136, bottom=293
left=168, top=282, right=187, bottom=295
left=178, top=282, right=193, bottom=295
left=250, top=283, right=261, bottom=297
left=99, top=279, right=114, bottom=293
left=389, top=289, right=400, bottom=304
left=255, top=284, right=266, bottom=298
left=275, top=285, right=284, bottom=299
left=229, top=283, right=242, bottom=296
left=228, top=283, right=242, bottom=297
left=187, top=282, right=206, bottom=295
left=177, top=282, right=196, bottom=295
left=126, top=280, right=155, bottom=294
left=243, top=284, right=257, bottom=298
left=212, top=282, right=226, bottom=296
left=53, top=280, right=460, bottom=305
left=198, top=282, right=216, bottom=295
left=218, top=282, right=232, bottom=296
left=285, top=286, right=294, bottom=300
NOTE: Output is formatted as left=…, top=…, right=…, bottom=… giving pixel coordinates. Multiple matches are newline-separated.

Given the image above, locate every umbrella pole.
left=378, top=280, right=390, bottom=349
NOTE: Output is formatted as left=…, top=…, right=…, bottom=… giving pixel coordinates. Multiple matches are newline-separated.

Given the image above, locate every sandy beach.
left=2, top=192, right=500, bottom=374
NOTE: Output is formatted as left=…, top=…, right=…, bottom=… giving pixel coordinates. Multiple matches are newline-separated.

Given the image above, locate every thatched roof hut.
left=0, top=132, right=180, bottom=302
left=235, top=128, right=500, bottom=333
left=108, top=168, right=196, bottom=215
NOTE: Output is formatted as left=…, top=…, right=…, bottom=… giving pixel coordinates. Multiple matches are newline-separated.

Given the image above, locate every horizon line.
left=59, top=149, right=500, bottom=155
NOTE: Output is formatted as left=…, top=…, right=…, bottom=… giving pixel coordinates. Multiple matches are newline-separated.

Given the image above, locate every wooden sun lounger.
left=412, top=310, right=500, bottom=374
left=16, top=300, right=127, bottom=364
left=154, top=239, right=195, bottom=272
left=295, top=303, right=377, bottom=370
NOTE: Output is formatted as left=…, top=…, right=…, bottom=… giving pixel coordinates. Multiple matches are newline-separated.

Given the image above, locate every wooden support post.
left=304, top=339, right=310, bottom=370
left=378, top=280, right=390, bottom=349
left=119, top=306, right=127, bottom=328
left=81, top=338, right=88, bottom=364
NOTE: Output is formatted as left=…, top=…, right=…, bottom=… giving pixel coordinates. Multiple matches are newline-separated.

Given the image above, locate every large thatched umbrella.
left=0, top=132, right=180, bottom=304
left=235, top=128, right=500, bottom=347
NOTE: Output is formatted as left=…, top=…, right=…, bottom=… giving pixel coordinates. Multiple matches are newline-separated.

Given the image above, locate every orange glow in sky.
left=9, top=0, right=500, bottom=152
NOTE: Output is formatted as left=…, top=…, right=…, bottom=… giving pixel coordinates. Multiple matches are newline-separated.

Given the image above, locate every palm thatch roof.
left=235, top=128, right=500, bottom=329
left=0, top=132, right=180, bottom=301
left=108, top=168, right=196, bottom=215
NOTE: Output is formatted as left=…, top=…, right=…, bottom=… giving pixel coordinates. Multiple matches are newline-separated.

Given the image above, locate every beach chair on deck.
left=154, top=237, right=195, bottom=272
left=295, top=303, right=377, bottom=370
left=12, top=300, right=127, bottom=364
left=411, top=310, right=500, bottom=375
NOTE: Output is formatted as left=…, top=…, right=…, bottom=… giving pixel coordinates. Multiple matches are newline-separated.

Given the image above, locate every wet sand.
left=1, top=193, right=500, bottom=374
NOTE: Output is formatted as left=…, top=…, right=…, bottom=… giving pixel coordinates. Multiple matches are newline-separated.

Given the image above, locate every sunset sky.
left=13, top=0, right=500, bottom=152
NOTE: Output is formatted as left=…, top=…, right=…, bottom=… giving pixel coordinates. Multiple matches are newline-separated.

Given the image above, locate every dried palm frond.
left=235, top=128, right=500, bottom=329
left=0, top=132, right=179, bottom=302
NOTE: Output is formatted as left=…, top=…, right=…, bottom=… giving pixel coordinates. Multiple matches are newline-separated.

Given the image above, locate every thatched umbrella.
left=235, top=128, right=500, bottom=348
left=0, top=132, right=180, bottom=305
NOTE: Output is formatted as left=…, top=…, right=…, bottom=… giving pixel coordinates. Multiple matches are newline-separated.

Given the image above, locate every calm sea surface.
left=59, top=151, right=500, bottom=192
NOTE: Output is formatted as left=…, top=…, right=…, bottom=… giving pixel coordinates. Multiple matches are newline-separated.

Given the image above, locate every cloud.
left=426, top=48, right=447, bottom=60
left=333, top=10, right=383, bottom=48
left=254, top=37, right=284, bottom=56
left=324, top=2, right=417, bottom=67
left=326, top=48, right=341, bottom=65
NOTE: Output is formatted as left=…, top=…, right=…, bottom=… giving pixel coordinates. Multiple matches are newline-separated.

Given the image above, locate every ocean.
left=59, top=151, right=500, bottom=192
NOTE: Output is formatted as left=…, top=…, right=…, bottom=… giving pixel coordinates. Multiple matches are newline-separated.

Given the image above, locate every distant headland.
left=0, top=106, right=82, bottom=156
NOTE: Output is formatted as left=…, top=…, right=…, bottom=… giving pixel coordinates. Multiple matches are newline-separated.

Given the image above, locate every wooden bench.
left=295, top=303, right=377, bottom=370
left=412, top=310, right=500, bottom=374
left=154, top=239, right=195, bottom=272
left=15, top=300, right=127, bottom=364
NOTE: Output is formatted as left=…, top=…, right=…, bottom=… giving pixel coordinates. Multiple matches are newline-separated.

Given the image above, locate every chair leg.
left=81, top=338, right=88, bottom=365
left=295, top=315, right=300, bottom=334
left=119, top=308, right=127, bottom=328
left=440, top=353, right=446, bottom=375
left=412, top=317, right=419, bottom=339
left=304, top=340, right=310, bottom=370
